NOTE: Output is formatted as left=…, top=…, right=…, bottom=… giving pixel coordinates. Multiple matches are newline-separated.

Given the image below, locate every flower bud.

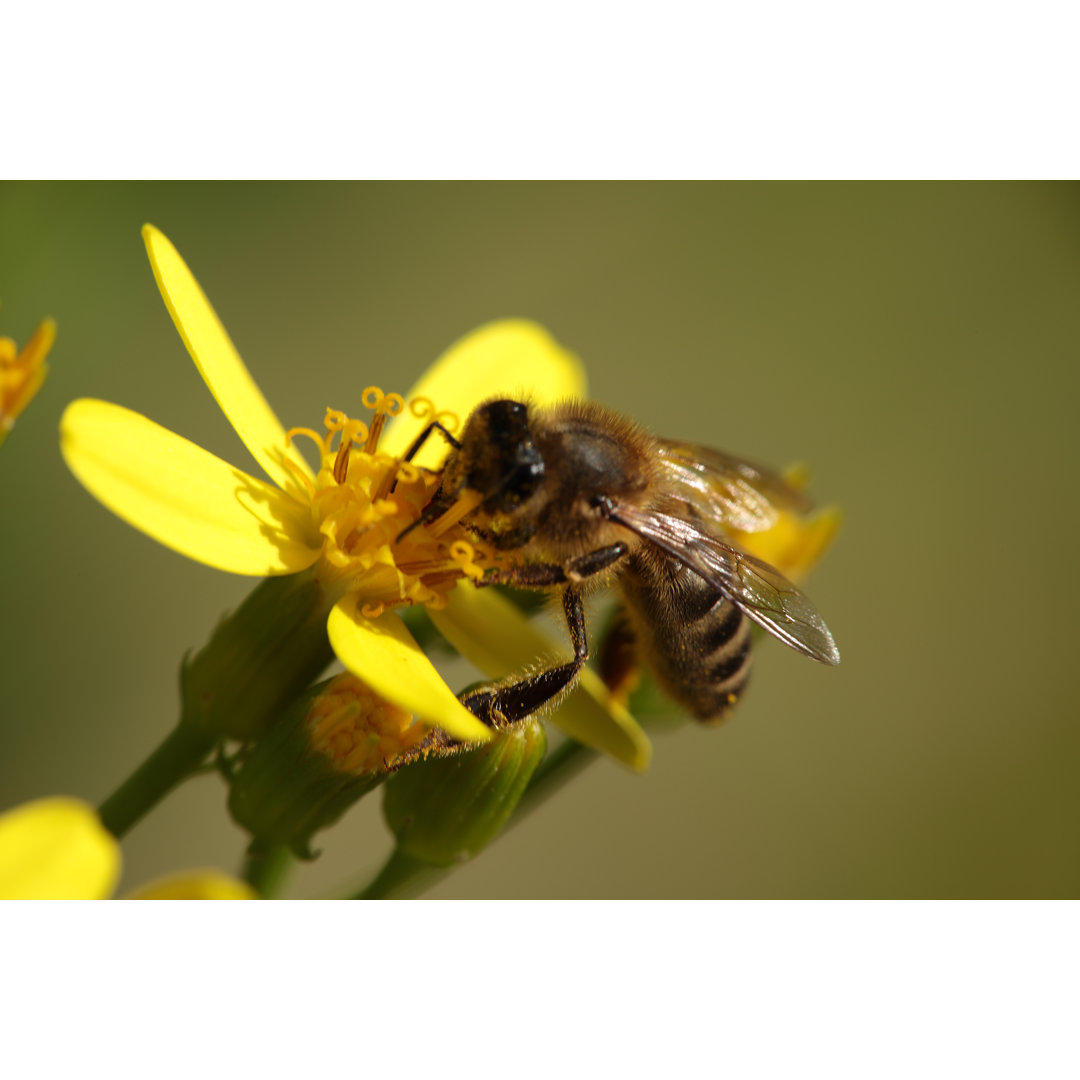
left=227, top=672, right=430, bottom=858
left=383, top=717, right=547, bottom=867
left=181, top=566, right=338, bottom=741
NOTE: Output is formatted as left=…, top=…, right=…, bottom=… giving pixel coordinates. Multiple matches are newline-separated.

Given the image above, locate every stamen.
left=309, top=701, right=361, bottom=744
left=361, top=386, right=385, bottom=411
left=409, top=396, right=459, bottom=433
left=359, top=388, right=404, bottom=454
left=408, top=396, right=434, bottom=420
left=302, top=673, right=425, bottom=775
left=296, top=394, right=500, bottom=614
left=333, top=440, right=351, bottom=484
left=372, top=458, right=422, bottom=504
left=280, top=456, right=317, bottom=497
left=397, top=462, right=420, bottom=485
left=363, top=411, right=387, bottom=455
left=429, top=488, right=484, bottom=537
left=449, top=539, right=485, bottom=581
left=284, top=426, right=326, bottom=453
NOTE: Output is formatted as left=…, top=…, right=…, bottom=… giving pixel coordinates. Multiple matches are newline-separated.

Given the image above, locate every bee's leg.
left=395, top=491, right=454, bottom=542
left=401, top=420, right=462, bottom=463
left=460, top=587, right=589, bottom=727
left=597, top=607, right=641, bottom=705
left=485, top=542, right=628, bottom=588
left=565, top=543, right=629, bottom=583
left=392, top=422, right=464, bottom=539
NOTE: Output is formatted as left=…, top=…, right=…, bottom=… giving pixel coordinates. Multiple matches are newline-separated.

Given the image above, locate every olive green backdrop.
left=1, top=182, right=1076, bottom=898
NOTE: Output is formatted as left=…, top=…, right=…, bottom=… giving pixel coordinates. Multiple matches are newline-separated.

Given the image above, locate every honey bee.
left=403, top=399, right=839, bottom=727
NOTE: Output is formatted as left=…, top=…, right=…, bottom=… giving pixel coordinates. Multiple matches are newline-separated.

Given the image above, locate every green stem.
left=241, top=845, right=294, bottom=898
left=353, top=848, right=442, bottom=900
left=98, top=723, right=216, bottom=839
left=349, top=736, right=599, bottom=900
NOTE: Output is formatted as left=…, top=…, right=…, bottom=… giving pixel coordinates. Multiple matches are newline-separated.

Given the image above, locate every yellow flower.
left=227, top=672, right=435, bottom=857
left=0, top=797, right=253, bottom=899
left=60, top=227, right=648, bottom=767
left=123, top=870, right=256, bottom=900
left=728, top=465, right=841, bottom=585
left=0, top=317, right=55, bottom=445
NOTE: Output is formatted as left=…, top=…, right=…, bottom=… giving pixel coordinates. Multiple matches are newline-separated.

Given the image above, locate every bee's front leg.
left=460, top=587, right=590, bottom=727
left=482, top=542, right=628, bottom=589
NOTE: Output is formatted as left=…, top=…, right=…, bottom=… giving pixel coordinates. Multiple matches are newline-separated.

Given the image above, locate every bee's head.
left=449, top=399, right=545, bottom=512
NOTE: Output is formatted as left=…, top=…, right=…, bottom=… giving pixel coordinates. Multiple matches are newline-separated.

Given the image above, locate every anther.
left=429, top=489, right=483, bottom=538
left=333, top=440, right=351, bottom=484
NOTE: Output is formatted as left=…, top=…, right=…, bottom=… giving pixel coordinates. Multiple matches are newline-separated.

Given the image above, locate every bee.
left=402, top=399, right=839, bottom=727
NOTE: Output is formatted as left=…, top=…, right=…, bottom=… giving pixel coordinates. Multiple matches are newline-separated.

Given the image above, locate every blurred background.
left=1, top=182, right=1077, bottom=898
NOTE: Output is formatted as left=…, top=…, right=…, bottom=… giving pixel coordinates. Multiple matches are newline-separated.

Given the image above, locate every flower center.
left=304, top=673, right=428, bottom=774
left=284, top=387, right=506, bottom=612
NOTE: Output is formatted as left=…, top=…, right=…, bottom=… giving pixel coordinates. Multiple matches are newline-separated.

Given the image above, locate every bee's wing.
left=656, top=439, right=813, bottom=532
left=609, top=500, right=841, bottom=665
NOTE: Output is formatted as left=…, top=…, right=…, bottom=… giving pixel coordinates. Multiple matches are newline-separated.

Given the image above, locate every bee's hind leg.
left=596, top=607, right=641, bottom=705
left=460, top=587, right=589, bottom=728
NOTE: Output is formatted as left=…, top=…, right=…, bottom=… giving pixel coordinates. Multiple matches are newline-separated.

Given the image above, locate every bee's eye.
left=482, top=450, right=544, bottom=511
left=464, top=398, right=545, bottom=511
left=506, top=455, right=544, bottom=503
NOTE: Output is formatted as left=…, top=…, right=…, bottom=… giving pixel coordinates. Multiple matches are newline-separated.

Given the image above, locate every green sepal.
left=180, top=565, right=336, bottom=740
left=226, top=678, right=383, bottom=859
left=383, top=718, right=547, bottom=867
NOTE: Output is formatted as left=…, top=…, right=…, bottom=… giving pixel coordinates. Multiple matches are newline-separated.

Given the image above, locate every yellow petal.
left=61, top=399, right=321, bottom=576
left=381, top=320, right=588, bottom=466
left=327, top=596, right=493, bottom=744
left=429, top=587, right=652, bottom=771
left=124, top=870, right=257, bottom=899
left=730, top=505, right=842, bottom=585
left=142, top=225, right=314, bottom=495
left=0, top=798, right=120, bottom=899
left=20, top=317, right=57, bottom=370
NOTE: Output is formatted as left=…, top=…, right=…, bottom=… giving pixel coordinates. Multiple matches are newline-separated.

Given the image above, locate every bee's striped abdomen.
left=620, top=551, right=753, bottom=723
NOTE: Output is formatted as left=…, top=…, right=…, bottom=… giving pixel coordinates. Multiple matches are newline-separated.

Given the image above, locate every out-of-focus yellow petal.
left=430, top=587, right=652, bottom=772
left=61, top=399, right=321, bottom=576
left=124, top=870, right=257, bottom=899
left=0, top=318, right=55, bottom=436
left=15, top=316, right=57, bottom=371
left=327, top=595, right=493, bottom=745
left=381, top=320, right=588, bottom=466
left=0, top=798, right=120, bottom=900
left=731, top=505, right=842, bottom=585
left=142, top=225, right=314, bottom=495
